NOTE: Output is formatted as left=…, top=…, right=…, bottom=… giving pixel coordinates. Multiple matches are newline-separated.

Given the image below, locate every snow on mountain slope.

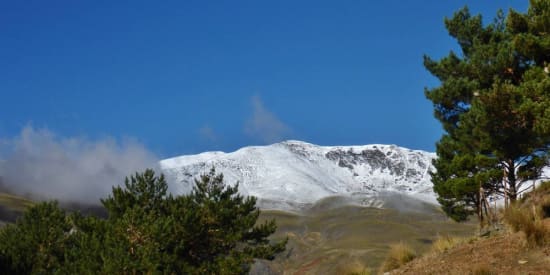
left=160, top=140, right=437, bottom=211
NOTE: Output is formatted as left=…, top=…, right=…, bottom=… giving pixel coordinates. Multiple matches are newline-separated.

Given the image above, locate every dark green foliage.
left=0, top=201, right=71, bottom=274
left=425, top=1, right=550, bottom=221
left=0, top=168, right=286, bottom=274
left=98, top=168, right=286, bottom=274
left=101, top=169, right=170, bottom=219
left=62, top=214, right=108, bottom=273
left=182, top=170, right=287, bottom=273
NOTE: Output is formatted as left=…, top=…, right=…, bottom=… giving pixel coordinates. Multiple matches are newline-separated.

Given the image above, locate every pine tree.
left=425, top=1, right=550, bottom=221
left=0, top=201, right=72, bottom=273
left=99, top=168, right=286, bottom=274
left=0, top=168, right=286, bottom=274
left=189, top=169, right=286, bottom=273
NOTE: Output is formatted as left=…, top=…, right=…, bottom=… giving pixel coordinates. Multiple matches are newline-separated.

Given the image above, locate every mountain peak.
left=160, top=141, right=437, bottom=211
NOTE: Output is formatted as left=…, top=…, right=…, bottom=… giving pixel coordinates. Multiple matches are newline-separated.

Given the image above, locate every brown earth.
left=391, top=230, right=550, bottom=275
left=390, top=184, right=550, bottom=275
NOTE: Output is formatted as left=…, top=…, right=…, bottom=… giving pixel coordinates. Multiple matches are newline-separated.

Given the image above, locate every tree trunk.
left=507, top=159, right=517, bottom=202
left=478, top=189, right=484, bottom=226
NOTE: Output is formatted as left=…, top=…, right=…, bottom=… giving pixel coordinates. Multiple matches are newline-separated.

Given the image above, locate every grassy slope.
left=0, top=192, right=34, bottom=211
left=0, top=192, right=34, bottom=225
left=258, top=198, right=476, bottom=274
left=0, top=191, right=107, bottom=225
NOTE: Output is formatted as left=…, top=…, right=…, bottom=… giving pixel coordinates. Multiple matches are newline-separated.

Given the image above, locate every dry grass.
left=503, top=182, right=550, bottom=247
left=430, top=235, right=467, bottom=253
left=378, top=182, right=550, bottom=275
left=504, top=206, right=550, bottom=246
left=334, top=259, right=372, bottom=275
left=503, top=204, right=532, bottom=232
left=535, top=180, right=550, bottom=193
left=471, top=263, right=496, bottom=275
left=379, top=242, right=416, bottom=273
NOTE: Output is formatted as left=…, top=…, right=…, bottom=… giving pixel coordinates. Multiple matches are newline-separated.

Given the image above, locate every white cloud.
left=244, top=95, right=291, bottom=143
left=0, top=126, right=159, bottom=204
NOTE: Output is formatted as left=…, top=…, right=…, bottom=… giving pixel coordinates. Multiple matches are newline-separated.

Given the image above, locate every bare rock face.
left=160, top=141, right=437, bottom=211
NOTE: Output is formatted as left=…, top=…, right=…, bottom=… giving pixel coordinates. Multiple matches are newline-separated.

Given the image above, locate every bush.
left=379, top=242, right=416, bottom=272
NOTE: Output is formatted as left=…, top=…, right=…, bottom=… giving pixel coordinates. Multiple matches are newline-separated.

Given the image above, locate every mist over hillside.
left=0, top=126, right=159, bottom=204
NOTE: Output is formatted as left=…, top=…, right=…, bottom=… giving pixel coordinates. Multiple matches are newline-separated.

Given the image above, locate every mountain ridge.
left=160, top=140, right=437, bottom=211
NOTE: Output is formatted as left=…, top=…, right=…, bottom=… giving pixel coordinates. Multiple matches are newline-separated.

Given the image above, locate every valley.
left=253, top=196, right=476, bottom=274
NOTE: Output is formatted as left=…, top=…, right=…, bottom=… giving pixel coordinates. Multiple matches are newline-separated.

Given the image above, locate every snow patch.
left=160, top=140, right=438, bottom=211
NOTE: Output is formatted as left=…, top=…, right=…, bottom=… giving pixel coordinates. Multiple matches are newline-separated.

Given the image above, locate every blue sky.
left=0, top=0, right=528, bottom=158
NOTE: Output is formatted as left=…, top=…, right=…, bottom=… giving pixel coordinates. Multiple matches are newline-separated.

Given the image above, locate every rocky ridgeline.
left=160, top=141, right=437, bottom=211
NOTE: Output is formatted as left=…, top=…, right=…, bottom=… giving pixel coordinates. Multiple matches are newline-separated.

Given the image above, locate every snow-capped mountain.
left=160, top=140, right=437, bottom=211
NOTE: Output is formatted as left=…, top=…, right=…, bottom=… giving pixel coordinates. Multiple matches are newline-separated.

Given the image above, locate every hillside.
left=391, top=231, right=549, bottom=275
left=0, top=192, right=33, bottom=225
left=251, top=195, right=476, bottom=274
left=388, top=183, right=550, bottom=275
